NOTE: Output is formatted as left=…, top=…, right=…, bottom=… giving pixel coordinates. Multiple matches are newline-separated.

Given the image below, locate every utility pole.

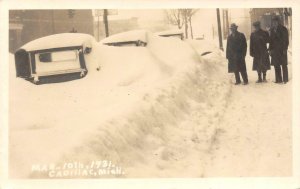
left=95, top=9, right=101, bottom=41
left=97, top=14, right=100, bottom=41
left=222, top=9, right=226, bottom=39
left=212, top=25, right=215, bottom=39
left=225, top=9, right=229, bottom=38
left=103, top=9, right=109, bottom=37
left=216, top=8, right=223, bottom=51
left=222, top=9, right=229, bottom=39
left=68, top=9, right=76, bottom=32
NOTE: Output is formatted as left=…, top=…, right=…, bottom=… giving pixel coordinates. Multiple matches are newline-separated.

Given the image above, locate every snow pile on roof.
left=9, top=32, right=231, bottom=178
left=100, top=30, right=148, bottom=44
left=20, top=33, right=95, bottom=52
left=155, top=29, right=184, bottom=36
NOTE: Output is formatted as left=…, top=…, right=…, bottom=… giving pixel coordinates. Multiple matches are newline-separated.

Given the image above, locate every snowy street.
left=8, top=33, right=292, bottom=178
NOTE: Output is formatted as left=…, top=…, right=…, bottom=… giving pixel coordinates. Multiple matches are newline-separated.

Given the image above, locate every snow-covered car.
left=14, top=33, right=94, bottom=84
left=101, top=30, right=147, bottom=47
left=155, top=29, right=184, bottom=40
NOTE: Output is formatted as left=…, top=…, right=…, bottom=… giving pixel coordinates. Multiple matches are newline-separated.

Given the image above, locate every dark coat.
left=269, top=24, right=289, bottom=66
left=226, top=31, right=247, bottom=73
left=250, top=29, right=271, bottom=72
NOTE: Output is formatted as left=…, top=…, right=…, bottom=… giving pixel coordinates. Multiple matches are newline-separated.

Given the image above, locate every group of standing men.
left=226, top=16, right=289, bottom=85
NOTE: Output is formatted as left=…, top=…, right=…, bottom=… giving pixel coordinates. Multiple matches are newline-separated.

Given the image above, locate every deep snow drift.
left=100, top=30, right=147, bottom=44
left=9, top=32, right=292, bottom=178
left=9, top=32, right=231, bottom=178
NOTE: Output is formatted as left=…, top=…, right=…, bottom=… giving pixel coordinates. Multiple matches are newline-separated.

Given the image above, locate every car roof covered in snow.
left=155, top=29, right=184, bottom=36
left=19, top=33, right=95, bottom=52
left=100, top=30, right=148, bottom=44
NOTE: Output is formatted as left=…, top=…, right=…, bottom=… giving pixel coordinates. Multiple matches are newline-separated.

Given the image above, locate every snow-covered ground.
left=9, top=32, right=292, bottom=178
left=202, top=40, right=292, bottom=177
left=205, top=77, right=292, bottom=176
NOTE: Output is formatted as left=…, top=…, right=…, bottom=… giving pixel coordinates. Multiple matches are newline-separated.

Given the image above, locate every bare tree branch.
left=165, top=9, right=199, bottom=39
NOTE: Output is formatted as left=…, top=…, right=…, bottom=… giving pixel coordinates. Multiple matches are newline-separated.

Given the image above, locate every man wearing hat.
left=226, top=23, right=248, bottom=85
left=269, top=16, right=289, bottom=84
left=250, top=21, right=271, bottom=83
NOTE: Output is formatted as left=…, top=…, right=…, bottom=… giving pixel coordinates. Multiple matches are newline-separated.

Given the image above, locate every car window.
left=39, top=51, right=78, bottom=63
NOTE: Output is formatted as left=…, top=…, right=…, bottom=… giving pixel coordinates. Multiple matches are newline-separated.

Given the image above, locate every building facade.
left=9, top=10, right=94, bottom=53
left=249, top=8, right=292, bottom=38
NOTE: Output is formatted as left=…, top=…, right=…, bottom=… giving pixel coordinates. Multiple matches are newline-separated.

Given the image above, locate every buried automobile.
left=14, top=33, right=94, bottom=84
left=101, top=29, right=184, bottom=47
left=155, top=29, right=184, bottom=40
left=101, top=30, right=148, bottom=47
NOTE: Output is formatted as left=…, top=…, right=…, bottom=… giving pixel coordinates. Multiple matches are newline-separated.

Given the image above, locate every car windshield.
left=39, top=50, right=78, bottom=63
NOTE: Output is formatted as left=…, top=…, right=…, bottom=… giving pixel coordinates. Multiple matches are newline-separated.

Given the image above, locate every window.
left=38, top=51, right=78, bottom=63
left=39, top=53, right=52, bottom=62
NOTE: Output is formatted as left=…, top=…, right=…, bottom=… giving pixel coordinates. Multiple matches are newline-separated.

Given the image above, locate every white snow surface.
left=19, top=33, right=95, bottom=52
left=100, top=30, right=148, bottom=44
left=9, top=33, right=291, bottom=178
left=155, top=29, right=184, bottom=36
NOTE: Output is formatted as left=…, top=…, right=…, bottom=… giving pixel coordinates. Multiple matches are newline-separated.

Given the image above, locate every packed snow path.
left=204, top=62, right=292, bottom=177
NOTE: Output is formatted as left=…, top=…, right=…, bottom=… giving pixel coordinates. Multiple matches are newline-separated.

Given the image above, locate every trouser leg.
left=274, top=65, right=282, bottom=82
left=263, top=71, right=267, bottom=81
left=282, top=64, right=288, bottom=82
left=257, top=71, right=262, bottom=81
left=241, top=70, right=248, bottom=83
left=234, top=71, right=241, bottom=83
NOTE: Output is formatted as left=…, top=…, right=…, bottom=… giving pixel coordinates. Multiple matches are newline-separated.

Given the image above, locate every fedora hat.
left=252, top=21, right=261, bottom=26
left=230, top=23, right=238, bottom=29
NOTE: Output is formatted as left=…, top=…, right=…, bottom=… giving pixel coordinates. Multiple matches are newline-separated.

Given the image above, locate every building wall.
left=9, top=10, right=94, bottom=53
left=249, top=8, right=292, bottom=42
left=250, top=8, right=292, bottom=30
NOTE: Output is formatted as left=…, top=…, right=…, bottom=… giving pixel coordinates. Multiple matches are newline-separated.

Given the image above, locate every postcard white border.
left=0, top=0, right=299, bottom=189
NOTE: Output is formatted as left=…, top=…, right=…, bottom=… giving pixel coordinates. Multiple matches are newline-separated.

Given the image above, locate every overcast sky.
left=112, top=9, right=165, bottom=20
left=93, top=9, right=250, bottom=39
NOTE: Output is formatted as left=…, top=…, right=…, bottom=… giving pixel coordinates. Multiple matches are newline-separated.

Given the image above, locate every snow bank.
left=20, top=33, right=95, bottom=52
left=146, top=33, right=201, bottom=76
left=9, top=32, right=231, bottom=178
left=100, top=30, right=147, bottom=44
left=155, top=29, right=184, bottom=36
left=186, top=39, right=222, bottom=57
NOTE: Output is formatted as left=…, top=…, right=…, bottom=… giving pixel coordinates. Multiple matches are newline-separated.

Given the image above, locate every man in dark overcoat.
left=250, top=21, right=271, bottom=83
left=269, top=16, right=289, bottom=84
left=226, top=23, right=248, bottom=85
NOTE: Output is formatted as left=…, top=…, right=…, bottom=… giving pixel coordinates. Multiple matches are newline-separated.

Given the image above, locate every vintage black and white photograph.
left=5, top=5, right=296, bottom=181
